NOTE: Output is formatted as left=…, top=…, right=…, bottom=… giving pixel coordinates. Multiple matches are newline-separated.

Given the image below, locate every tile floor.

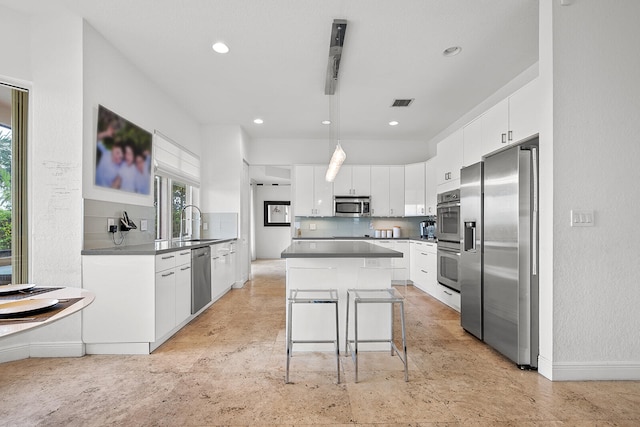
left=1, top=259, right=639, bottom=426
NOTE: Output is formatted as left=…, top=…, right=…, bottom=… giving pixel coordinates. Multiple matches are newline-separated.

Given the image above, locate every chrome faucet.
left=180, top=204, right=202, bottom=241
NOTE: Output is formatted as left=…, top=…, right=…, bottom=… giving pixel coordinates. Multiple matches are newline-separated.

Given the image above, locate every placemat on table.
left=0, top=297, right=84, bottom=325
left=0, top=287, right=64, bottom=302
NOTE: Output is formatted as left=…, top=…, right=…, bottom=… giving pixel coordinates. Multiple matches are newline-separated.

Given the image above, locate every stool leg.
left=354, top=300, right=359, bottom=383
left=400, top=300, right=408, bottom=382
left=334, top=301, right=340, bottom=384
left=286, top=299, right=293, bottom=384
left=344, top=291, right=350, bottom=356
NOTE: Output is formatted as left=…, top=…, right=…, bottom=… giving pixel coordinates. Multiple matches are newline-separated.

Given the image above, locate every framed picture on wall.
left=264, top=201, right=291, bottom=227
left=95, top=105, right=153, bottom=195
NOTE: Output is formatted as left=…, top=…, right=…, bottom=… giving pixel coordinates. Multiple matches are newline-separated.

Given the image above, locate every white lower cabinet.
left=175, top=263, right=192, bottom=325
left=211, top=241, right=236, bottom=301
left=155, top=268, right=176, bottom=340
left=155, top=251, right=192, bottom=340
left=409, top=240, right=459, bottom=312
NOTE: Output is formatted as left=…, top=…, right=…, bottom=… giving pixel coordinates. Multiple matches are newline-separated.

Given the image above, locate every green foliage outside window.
left=0, top=127, right=11, bottom=250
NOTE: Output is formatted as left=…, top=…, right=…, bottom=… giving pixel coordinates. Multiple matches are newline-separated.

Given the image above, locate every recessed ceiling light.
left=253, top=118, right=264, bottom=124
left=212, top=42, right=230, bottom=54
left=443, top=46, right=462, bottom=57
left=389, top=121, right=399, bottom=126
left=321, top=120, right=331, bottom=125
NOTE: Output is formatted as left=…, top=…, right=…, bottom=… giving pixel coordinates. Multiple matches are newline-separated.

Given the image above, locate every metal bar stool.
left=345, top=287, right=408, bottom=383
left=286, top=288, right=340, bottom=384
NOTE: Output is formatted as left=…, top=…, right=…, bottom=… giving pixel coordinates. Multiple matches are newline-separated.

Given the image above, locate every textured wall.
left=551, top=0, right=640, bottom=372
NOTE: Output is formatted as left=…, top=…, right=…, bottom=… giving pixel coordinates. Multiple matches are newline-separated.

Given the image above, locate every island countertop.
left=281, top=240, right=403, bottom=259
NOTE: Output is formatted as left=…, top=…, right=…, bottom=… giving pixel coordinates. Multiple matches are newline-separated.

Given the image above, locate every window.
left=0, top=85, right=28, bottom=284
left=153, top=173, right=198, bottom=241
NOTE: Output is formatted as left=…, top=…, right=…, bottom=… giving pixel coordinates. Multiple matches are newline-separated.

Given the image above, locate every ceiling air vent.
left=391, top=99, right=414, bottom=107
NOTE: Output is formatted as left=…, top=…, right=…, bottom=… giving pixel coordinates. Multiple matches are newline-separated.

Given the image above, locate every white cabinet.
left=371, top=166, right=404, bottom=217
left=175, top=252, right=192, bottom=325
left=371, top=239, right=410, bottom=281
left=482, top=98, right=510, bottom=155
left=409, top=241, right=437, bottom=294
left=425, top=158, right=437, bottom=215
left=293, top=165, right=333, bottom=217
left=508, top=78, right=540, bottom=144
left=463, top=116, right=483, bottom=167
left=155, top=267, right=176, bottom=340
left=229, top=240, right=238, bottom=288
left=404, top=162, right=426, bottom=216
left=333, top=165, right=371, bottom=196
left=437, top=129, right=463, bottom=189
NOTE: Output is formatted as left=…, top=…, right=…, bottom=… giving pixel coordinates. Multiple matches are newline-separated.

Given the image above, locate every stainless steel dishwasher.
left=191, top=246, right=212, bottom=314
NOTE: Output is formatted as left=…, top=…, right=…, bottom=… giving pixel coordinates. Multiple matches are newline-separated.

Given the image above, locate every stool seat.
left=286, top=288, right=340, bottom=384
left=345, top=287, right=408, bottom=382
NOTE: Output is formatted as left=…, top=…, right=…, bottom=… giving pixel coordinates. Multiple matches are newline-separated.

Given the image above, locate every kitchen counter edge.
left=81, top=238, right=237, bottom=256
left=292, top=236, right=437, bottom=243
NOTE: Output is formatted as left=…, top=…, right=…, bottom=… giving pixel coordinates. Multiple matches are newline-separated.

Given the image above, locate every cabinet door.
left=211, top=248, right=228, bottom=299
left=404, top=163, right=426, bottom=216
left=175, top=264, right=192, bottom=324
left=425, top=159, right=437, bottom=215
left=370, top=166, right=390, bottom=217
left=388, top=166, right=405, bottom=217
left=437, top=129, right=463, bottom=186
left=482, top=98, right=509, bottom=155
left=351, top=166, right=371, bottom=196
left=332, top=166, right=352, bottom=196
left=313, top=166, right=334, bottom=216
left=293, top=166, right=314, bottom=216
left=463, top=117, right=483, bottom=167
left=155, top=269, right=176, bottom=340
left=509, top=78, right=540, bottom=144
left=394, top=240, right=410, bottom=280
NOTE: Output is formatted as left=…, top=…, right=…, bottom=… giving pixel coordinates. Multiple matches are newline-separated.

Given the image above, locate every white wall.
left=82, top=22, right=202, bottom=207
left=0, top=5, right=32, bottom=83
left=541, top=0, right=640, bottom=380
left=247, top=138, right=433, bottom=166
left=254, top=185, right=291, bottom=259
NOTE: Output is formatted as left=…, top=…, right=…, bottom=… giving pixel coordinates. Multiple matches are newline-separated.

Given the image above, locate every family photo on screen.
left=95, top=105, right=152, bottom=195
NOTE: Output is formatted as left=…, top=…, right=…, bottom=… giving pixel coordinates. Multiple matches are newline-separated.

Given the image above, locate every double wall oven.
left=436, top=189, right=461, bottom=292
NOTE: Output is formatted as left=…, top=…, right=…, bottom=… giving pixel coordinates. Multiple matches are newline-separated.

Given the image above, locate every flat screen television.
left=95, top=105, right=153, bottom=195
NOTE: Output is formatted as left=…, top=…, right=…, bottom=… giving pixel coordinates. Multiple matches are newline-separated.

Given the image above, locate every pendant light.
left=325, top=82, right=346, bottom=182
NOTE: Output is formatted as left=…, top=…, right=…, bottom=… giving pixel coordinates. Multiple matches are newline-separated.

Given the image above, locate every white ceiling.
left=1, top=0, right=538, bottom=142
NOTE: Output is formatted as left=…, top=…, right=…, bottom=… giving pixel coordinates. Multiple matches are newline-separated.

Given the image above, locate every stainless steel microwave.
left=334, top=197, right=371, bottom=217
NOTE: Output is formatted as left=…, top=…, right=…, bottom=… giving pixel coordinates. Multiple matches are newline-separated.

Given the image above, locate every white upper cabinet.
left=462, top=116, right=483, bottom=167
left=404, top=162, right=426, bottom=216
left=293, top=165, right=334, bottom=217
left=437, top=129, right=463, bottom=187
left=508, top=78, right=540, bottom=144
left=333, top=165, right=371, bottom=196
left=371, top=166, right=404, bottom=217
left=482, top=98, right=510, bottom=156
left=425, top=158, right=437, bottom=215
left=388, top=166, right=405, bottom=217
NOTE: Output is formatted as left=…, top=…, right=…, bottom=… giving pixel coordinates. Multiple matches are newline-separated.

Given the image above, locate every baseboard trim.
left=0, top=341, right=85, bottom=363
left=551, top=360, right=640, bottom=381
left=85, top=342, right=150, bottom=355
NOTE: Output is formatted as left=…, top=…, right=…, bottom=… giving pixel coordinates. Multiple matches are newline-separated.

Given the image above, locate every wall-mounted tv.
left=95, top=105, right=153, bottom=195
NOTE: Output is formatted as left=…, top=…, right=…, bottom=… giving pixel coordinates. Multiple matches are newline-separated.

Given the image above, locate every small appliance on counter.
left=419, top=219, right=436, bottom=239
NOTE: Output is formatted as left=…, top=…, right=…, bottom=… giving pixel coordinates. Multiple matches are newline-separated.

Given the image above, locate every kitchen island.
left=281, top=240, right=403, bottom=352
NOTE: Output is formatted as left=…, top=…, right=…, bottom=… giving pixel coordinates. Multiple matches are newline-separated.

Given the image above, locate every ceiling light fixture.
left=443, top=46, right=462, bottom=57
left=389, top=121, right=399, bottom=126
left=321, top=120, right=331, bottom=125
left=253, top=118, right=264, bottom=124
left=325, top=19, right=348, bottom=182
left=212, top=42, right=230, bottom=54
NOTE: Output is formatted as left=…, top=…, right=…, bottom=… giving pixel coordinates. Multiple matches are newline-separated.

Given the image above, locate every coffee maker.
left=420, top=219, right=436, bottom=239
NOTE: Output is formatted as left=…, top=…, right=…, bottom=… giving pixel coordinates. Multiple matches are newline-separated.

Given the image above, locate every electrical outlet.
left=570, top=210, right=594, bottom=227
left=140, top=219, right=148, bottom=231
left=203, top=222, right=208, bottom=231
left=108, top=225, right=118, bottom=233
left=107, top=218, right=115, bottom=228
left=309, top=223, right=317, bottom=230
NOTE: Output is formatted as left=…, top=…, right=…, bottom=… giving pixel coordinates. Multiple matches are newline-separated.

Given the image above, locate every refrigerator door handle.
left=531, top=147, right=538, bottom=276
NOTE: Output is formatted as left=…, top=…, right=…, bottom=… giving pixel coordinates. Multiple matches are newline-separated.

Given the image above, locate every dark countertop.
left=292, top=236, right=437, bottom=244
left=81, top=238, right=237, bottom=256
left=281, top=240, right=403, bottom=259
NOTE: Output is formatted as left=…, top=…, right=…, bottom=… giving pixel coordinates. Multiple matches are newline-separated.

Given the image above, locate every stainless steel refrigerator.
left=460, top=162, right=483, bottom=340
left=483, top=139, right=539, bottom=368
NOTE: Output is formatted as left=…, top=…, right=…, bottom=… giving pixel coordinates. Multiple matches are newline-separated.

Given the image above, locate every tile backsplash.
left=83, top=199, right=156, bottom=250
left=294, top=216, right=434, bottom=238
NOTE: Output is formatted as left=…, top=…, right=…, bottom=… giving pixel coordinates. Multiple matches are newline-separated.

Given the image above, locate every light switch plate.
left=140, top=219, right=148, bottom=231
left=203, top=222, right=208, bottom=231
left=309, top=223, right=317, bottom=230
left=570, top=210, right=594, bottom=227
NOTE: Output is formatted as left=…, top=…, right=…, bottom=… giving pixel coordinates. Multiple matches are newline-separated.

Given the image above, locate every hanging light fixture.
left=325, top=19, right=347, bottom=182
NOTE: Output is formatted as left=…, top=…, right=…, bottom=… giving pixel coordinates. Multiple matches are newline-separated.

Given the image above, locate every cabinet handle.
left=508, top=130, right=513, bottom=141
left=179, top=251, right=190, bottom=255
left=161, top=255, right=175, bottom=260
left=161, top=271, right=175, bottom=277
left=501, top=133, right=507, bottom=143
left=230, top=251, right=236, bottom=254
left=222, top=254, right=228, bottom=257
left=421, top=252, right=429, bottom=256
left=197, top=253, right=206, bottom=258
left=444, top=290, right=453, bottom=296
left=420, top=269, right=429, bottom=274
left=180, top=266, right=191, bottom=271
left=212, top=257, right=220, bottom=260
